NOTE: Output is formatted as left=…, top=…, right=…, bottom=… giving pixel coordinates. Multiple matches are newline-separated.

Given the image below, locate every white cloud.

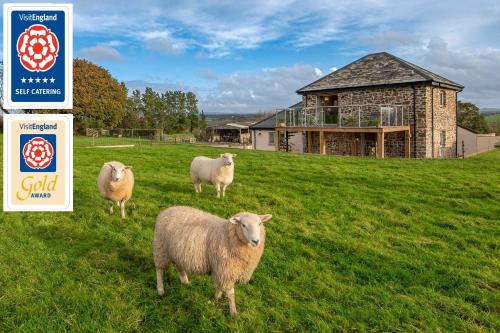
left=200, top=64, right=323, bottom=113
left=68, top=0, right=500, bottom=107
left=136, top=31, right=187, bottom=55
left=77, top=45, right=123, bottom=62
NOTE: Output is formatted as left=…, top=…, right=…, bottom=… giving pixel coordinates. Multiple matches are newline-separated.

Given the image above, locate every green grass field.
left=485, top=113, right=500, bottom=125
left=0, top=136, right=499, bottom=332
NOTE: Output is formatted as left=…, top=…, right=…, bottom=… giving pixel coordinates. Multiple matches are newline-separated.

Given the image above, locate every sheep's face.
left=230, top=213, right=272, bottom=247
left=106, top=163, right=132, bottom=182
left=220, top=153, right=236, bottom=166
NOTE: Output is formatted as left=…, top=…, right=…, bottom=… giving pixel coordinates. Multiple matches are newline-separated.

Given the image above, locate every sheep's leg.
left=222, top=185, right=227, bottom=198
left=156, top=267, right=165, bottom=296
left=120, top=200, right=126, bottom=219
left=108, top=201, right=114, bottom=215
left=175, top=265, right=190, bottom=285
left=193, top=182, right=199, bottom=193
left=215, top=183, right=221, bottom=198
left=214, top=289, right=223, bottom=300
left=226, top=287, right=237, bottom=316
left=197, top=182, right=202, bottom=193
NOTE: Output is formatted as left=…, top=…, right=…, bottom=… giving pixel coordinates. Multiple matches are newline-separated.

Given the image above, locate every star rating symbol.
left=35, top=77, right=41, bottom=83
left=50, top=77, right=55, bottom=83
left=28, top=77, right=34, bottom=83
left=21, top=77, right=27, bottom=83
left=42, top=77, right=48, bottom=83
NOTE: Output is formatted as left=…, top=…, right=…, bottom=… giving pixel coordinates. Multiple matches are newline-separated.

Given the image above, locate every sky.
left=2, top=0, right=500, bottom=113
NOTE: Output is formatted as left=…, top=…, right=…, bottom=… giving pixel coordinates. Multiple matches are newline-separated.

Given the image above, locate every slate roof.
left=249, top=102, right=302, bottom=129
left=297, top=52, right=464, bottom=93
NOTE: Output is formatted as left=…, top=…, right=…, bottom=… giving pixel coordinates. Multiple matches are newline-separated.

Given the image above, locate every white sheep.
left=190, top=153, right=236, bottom=198
left=153, top=206, right=272, bottom=316
left=97, top=161, right=134, bottom=219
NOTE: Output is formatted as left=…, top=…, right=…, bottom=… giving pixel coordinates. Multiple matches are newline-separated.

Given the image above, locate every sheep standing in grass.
left=97, top=161, right=134, bottom=219
left=153, top=206, right=272, bottom=316
left=190, top=153, right=236, bottom=198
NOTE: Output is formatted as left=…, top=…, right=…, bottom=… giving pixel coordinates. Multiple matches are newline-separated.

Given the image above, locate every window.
left=440, top=131, right=446, bottom=147
left=268, top=132, right=275, bottom=145
left=439, top=90, right=447, bottom=107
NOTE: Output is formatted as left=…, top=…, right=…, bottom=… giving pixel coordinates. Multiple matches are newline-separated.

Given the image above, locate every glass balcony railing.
left=276, top=105, right=410, bottom=128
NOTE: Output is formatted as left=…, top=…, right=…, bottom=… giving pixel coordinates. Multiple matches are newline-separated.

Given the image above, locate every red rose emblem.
left=23, top=137, right=55, bottom=169
left=17, top=24, right=59, bottom=72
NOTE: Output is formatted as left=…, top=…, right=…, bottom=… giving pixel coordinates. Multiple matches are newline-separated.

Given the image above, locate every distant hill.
left=480, top=108, right=500, bottom=114
left=205, top=112, right=274, bottom=126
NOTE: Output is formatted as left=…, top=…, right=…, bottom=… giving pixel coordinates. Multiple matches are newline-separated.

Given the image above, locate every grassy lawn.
left=0, top=136, right=499, bottom=332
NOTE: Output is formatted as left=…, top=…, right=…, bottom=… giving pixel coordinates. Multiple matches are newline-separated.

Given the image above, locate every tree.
left=121, top=89, right=143, bottom=128
left=29, top=59, right=127, bottom=129
left=457, top=101, right=490, bottom=134
left=186, top=91, right=199, bottom=133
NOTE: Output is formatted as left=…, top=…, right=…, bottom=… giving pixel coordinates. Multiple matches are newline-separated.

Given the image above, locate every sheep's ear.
left=259, top=214, right=273, bottom=223
left=232, top=154, right=237, bottom=158
left=124, top=166, right=132, bottom=170
left=104, top=163, right=114, bottom=169
left=229, top=216, right=241, bottom=224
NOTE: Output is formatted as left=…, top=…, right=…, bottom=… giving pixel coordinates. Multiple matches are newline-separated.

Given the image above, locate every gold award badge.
left=3, top=114, right=73, bottom=211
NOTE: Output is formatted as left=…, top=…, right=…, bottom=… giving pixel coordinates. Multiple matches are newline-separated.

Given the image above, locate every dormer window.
left=439, top=90, right=447, bottom=107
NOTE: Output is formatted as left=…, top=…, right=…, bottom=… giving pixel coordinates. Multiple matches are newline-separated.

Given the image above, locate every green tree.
left=458, top=101, right=490, bottom=133
left=121, top=89, right=143, bottom=128
left=186, top=91, right=199, bottom=133
left=141, top=87, right=162, bottom=128
left=29, top=59, right=127, bottom=130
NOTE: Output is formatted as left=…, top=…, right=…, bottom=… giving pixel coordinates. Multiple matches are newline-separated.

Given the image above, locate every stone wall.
left=384, top=132, right=405, bottom=157
left=325, top=133, right=353, bottom=155
left=301, top=84, right=429, bottom=158
left=427, top=87, right=457, bottom=158
left=300, top=84, right=458, bottom=158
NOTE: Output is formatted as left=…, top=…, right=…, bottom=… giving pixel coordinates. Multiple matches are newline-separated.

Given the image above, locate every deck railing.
left=276, top=105, right=410, bottom=128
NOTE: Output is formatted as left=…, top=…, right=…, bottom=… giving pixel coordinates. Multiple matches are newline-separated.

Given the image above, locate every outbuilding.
left=205, top=123, right=251, bottom=144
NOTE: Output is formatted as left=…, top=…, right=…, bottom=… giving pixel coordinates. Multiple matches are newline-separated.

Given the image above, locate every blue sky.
left=2, top=0, right=500, bottom=113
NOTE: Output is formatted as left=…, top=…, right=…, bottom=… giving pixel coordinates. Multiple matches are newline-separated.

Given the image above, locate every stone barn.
left=272, top=52, right=464, bottom=158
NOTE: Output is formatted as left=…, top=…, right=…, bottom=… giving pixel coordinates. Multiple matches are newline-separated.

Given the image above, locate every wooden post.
left=404, top=130, right=411, bottom=158
left=376, top=130, right=385, bottom=158
left=319, top=130, right=325, bottom=155
left=275, top=129, right=279, bottom=151
left=307, top=131, right=312, bottom=153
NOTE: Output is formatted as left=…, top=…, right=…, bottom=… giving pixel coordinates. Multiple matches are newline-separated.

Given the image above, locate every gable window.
left=439, top=90, right=447, bottom=107
left=268, top=132, right=275, bottom=145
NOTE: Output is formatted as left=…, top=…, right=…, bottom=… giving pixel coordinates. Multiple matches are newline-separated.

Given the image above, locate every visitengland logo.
left=3, top=3, right=73, bottom=109
left=17, top=24, right=59, bottom=72
left=20, top=134, right=57, bottom=172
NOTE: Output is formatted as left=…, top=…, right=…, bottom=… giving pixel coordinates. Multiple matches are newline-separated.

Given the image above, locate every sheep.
left=97, top=161, right=134, bottom=219
left=190, top=153, right=236, bottom=198
left=153, top=206, right=272, bottom=316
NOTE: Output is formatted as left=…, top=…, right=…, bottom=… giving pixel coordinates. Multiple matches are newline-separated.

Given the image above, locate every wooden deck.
left=274, top=126, right=411, bottom=158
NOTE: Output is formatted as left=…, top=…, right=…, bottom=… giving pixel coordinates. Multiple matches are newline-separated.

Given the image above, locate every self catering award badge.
left=3, top=114, right=73, bottom=211
left=3, top=3, right=73, bottom=109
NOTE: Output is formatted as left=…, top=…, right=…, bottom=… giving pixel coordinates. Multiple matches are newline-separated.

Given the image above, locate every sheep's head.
left=105, top=163, right=132, bottom=182
left=220, top=153, right=236, bottom=166
left=229, top=213, right=272, bottom=247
